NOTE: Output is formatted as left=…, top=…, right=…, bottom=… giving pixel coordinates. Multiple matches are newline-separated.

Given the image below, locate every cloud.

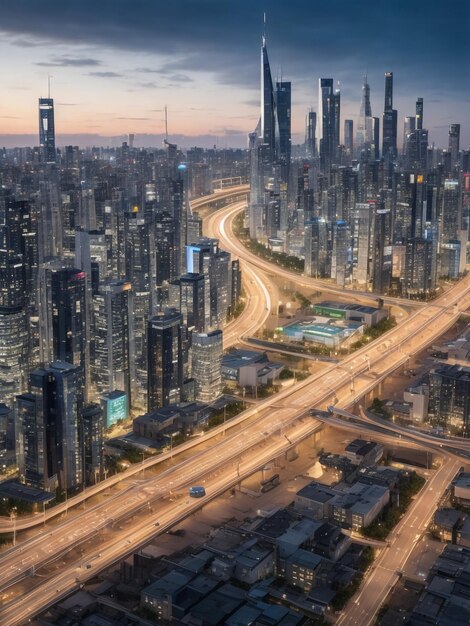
left=9, top=36, right=48, bottom=47
left=116, top=116, right=150, bottom=120
left=136, top=67, right=162, bottom=74
left=136, top=67, right=191, bottom=83
left=88, top=71, right=122, bottom=78
left=35, top=56, right=101, bottom=67
left=57, top=102, right=78, bottom=106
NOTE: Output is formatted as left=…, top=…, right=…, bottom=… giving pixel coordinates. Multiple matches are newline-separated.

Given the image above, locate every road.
left=0, top=411, right=321, bottom=625
left=336, top=456, right=461, bottom=626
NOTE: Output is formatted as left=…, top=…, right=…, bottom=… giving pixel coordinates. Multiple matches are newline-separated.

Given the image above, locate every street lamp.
left=10, top=507, right=17, bottom=547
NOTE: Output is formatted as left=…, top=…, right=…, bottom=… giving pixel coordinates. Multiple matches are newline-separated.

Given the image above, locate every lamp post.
left=10, top=507, right=17, bottom=547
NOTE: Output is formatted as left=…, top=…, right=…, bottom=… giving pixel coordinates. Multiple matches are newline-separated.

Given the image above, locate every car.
left=155, top=522, right=160, bottom=527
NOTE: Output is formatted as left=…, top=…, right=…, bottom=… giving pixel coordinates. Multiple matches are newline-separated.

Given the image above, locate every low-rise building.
left=451, top=472, right=470, bottom=505
left=329, top=483, right=390, bottom=531
left=344, top=439, right=383, bottom=467
left=313, top=301, right=388, bottom=327
left=403, top=383, right=429, bottom=423
left=222, top=349, right=284, bottom=387
left=133, top=402, right=211, bottom=440
left=141, top=570, right=195, bottom=621
left=294, top=483, right=339, bottom=520
left=285, top=549, right=323, bottom=592
left=233, top=540, right=275, bottom=585
left=432, top=508, right=465, bottom=543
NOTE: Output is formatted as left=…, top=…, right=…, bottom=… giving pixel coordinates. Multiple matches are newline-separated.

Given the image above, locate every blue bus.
left=188, top=486, right=206, bottom=498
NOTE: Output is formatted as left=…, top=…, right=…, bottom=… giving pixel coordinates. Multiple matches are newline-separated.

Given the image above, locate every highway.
left=0, top=410, right=322, bottom=625
left=2, top=186, right=470, bottom=624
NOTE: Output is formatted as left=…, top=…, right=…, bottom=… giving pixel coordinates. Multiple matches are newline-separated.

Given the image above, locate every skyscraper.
left=92, top=280, right=135, bottom=407
left=416, top=97, right=424, bottom=131
left=344, top=119, right=354, bottom=154
left=304, top=218, right=329, bottom=278
left=275, top=81, right=292, bottom=182
left=191, top=330, right=223, bottom=403
left=428, top=365, right=470, bottom=436
left=17, top=362, right=84, bottom=493
left=305, top=110, right=317, bottom=159
left=449, top=124, right=461, bottom=168
left=50, top=267, right=87, bottom=376
left=38, top=98, right=56, bottom=163
left=147, top=309, right=183, bottom=411
left=0, top=191, right=31, bottom=407
left=179, top=273, right=206, bottom=332
left=317, top=78, right=337, bottom=171
left=404, top=237, right=435, bottom=297
left=357, top=75, right=373, bottom=154
left=261, top=30, right=276, bottom=162
left=382, top=72, right=398, bottom=160
left=81, top=403, right=105, bottom=485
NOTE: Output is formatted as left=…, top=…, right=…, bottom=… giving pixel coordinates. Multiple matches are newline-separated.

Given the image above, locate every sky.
left=0, top=0, right=468, bottom=149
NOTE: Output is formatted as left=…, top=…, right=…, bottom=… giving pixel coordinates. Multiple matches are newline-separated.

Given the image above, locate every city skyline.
left=0, top=0, right=468, bottom=148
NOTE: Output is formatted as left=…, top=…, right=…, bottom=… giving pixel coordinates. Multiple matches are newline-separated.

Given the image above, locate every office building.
left=356, top=75, right=372, bottom=155
left=382, top=72, right=397, bottom=160
left=275, top=81, right=291, bottom=183
left=191, top=330, right=223, bottom=403
left=147, top=309, right=183, bottom=412
left=304, top=218, right=329, bottom=278
left=0, top=190, right=31, bottom=408
left=17, top=362, right=84, bottom=493
left=449, top=124, right=461, bottom=168
left=344, top=119, right=353, bottom=154
left=179, top=273, right=206, bottom=332
left=92, top=280, right=135, bottom=408
left=331, top=220, right=350, bottom=288
left=38, top=97, right=56, bottom=163
left=404, top=237, right=435, bottom=297
left=428, top=365, right=470, bottom=436
left=305, top=110, right=317, bottom=159
left=317, top=78, right=340, bottom=171
left=82, top=403, right=104, bottom=485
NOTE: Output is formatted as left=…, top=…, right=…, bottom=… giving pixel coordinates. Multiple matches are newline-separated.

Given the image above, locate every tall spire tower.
left=260, top=13, right=276, bottom=161
left=39, top=78, right=56, bottom=164
left=357, top=74, right=373, bottom=152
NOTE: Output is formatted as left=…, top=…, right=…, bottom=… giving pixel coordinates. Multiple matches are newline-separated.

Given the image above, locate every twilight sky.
left=0, top=0, right=468, bottom=149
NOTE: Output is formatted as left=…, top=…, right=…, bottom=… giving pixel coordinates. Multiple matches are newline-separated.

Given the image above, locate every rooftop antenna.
left=262, top=12, right=266, bottom=46
left=164, top=104, right=168, bottom=142
left=48, top=75, right=52, bottom=99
